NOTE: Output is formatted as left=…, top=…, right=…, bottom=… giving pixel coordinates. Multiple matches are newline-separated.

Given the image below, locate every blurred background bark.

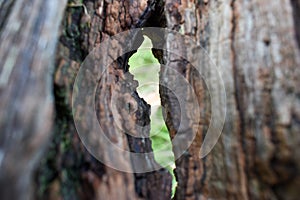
left=0, top=0, right=67, bottom=199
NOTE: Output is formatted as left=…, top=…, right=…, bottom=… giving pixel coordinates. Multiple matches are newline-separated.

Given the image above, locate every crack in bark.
left=290, top=0, right=300, bottom=49
left=230, top=0, right=250, bottom=199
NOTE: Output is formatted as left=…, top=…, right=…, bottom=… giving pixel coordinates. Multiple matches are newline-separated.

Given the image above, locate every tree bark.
left=161, top=0, right=300, bottom=199
left=0, top=0, right=67, bottom=199
left=35, top=0, right=171, bottom=200
left=1, top=0, right=300, bottom=200
left=0, top=0, right=172, bottom=200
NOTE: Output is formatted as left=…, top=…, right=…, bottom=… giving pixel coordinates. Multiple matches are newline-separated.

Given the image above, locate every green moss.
left=36, top=3, right=88, bottom=199
left=36, top=82, right=82, bottom=198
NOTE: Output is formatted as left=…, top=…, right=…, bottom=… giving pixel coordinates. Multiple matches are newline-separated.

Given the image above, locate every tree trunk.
left=161, top=0, right=300, bottom=199
left=0, top=0, right=299, bottom=200
left=0, top=0, right=172, bottom=200
left=35, top=0, right=172, bottom=200
left=0, top=0, right=67, bottom=199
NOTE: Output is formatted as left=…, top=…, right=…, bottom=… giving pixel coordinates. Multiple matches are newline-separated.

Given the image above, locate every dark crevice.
left=0, top=0, right=16, bottom=34
left=198, top=157, right=207, bottom=194
left=35, top=84, right=77, bottom=199
left=290, top=0, right=300, bottom=49
left=60, top=5, right=89, bottom=62
left=35, top=3, right=103, bottom=199
left=230, top=0, right=251, bottom=199
left=124, top=0, right=173, bottom=199
left=173, top=155, right=190, bottom=200
left=122, top=31, right=145, bottom=72
left=121, top=0, right=167, bottom=73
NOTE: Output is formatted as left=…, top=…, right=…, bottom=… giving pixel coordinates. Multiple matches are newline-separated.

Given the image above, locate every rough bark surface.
left=161, top=0, right=300, bottom=199
left=0, top=0, right=67, bottom=200
left=35, top=0, right=171, bottom=200
left=1, top=0, right=300, bottom=199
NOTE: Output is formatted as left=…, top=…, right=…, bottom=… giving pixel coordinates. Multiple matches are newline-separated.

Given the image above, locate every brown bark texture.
left=161, top=0, right=300, bottom=200
left=0, top=0, right=172, bottom=200
left=0, top=0, right=299, bottom=200
left=35, top=0, right=171, bottom=200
